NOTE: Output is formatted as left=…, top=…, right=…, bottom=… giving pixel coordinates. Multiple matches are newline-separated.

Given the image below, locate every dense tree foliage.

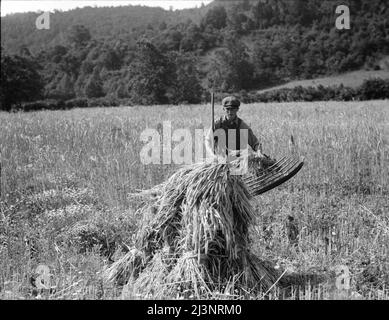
left=1, top=52, right=44, bottom=110
left=208, top=35, right=255, bottom=92
left=1, top=0, right=388, bottom=109
left=201, top=5, right=227, bottom=30
left=67, top=24, right=92, bottom=48
left=166, top=51, right=203, bottom=104
left=127, top=40, right=173, bottom=105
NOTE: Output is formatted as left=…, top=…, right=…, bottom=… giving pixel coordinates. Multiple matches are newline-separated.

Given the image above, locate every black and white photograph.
left=1, top=0, right=388, bottom=304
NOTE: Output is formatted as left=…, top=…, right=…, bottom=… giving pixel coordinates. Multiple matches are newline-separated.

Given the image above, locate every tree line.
left=1, top=0, right=388, bottom=111
left=237, top=78, right=389, bottom=103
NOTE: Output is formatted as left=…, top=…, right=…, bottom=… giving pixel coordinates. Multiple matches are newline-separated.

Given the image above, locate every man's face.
left=224, top=107, right=239, bottom=121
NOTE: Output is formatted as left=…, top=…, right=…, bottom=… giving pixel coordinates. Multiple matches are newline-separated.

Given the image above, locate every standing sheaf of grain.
left=103, top=161, right=280, bottom=298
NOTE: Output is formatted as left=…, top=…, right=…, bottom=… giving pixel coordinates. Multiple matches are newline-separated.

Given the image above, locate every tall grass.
left=0, top=100, right=388, bottom=299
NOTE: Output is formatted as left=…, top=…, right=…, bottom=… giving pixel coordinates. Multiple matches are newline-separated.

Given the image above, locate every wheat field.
left=0, top=100, right=388, bottom=299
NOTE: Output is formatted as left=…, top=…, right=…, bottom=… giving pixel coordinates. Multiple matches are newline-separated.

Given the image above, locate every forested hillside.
left=1, top=0, right=388, bottom=110
left=1, top=4, right=208, bottom=54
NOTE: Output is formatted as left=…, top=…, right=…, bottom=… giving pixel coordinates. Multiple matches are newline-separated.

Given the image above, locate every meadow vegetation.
left=0, top=100, right=388, bottom=299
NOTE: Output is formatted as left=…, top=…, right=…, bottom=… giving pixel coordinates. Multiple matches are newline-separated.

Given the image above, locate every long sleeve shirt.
left=205, top=116, right=261, bottom=156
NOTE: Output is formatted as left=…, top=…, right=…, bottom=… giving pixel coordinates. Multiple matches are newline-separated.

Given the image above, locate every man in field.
left=205, top=96, right=265, bottom=161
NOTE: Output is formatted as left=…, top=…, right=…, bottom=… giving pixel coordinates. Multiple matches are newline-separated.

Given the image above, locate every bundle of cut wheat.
left=103, top=160, right=280, bottom=298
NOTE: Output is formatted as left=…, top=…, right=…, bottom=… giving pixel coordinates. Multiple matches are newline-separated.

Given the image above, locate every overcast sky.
left=1, top=1, right=213, bottom=16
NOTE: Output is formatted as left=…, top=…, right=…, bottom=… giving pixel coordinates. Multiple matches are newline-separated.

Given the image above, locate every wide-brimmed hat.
left=222, top=96, right=240, bottom=109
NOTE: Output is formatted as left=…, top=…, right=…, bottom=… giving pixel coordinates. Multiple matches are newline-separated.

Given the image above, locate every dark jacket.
left=205, top=116, right=260, bottom=155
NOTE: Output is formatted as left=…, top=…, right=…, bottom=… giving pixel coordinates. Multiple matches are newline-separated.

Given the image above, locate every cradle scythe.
left=242, top=155, right=305, bottom=197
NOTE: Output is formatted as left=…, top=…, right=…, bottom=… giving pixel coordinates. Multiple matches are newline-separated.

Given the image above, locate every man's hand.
left=256, top=150, right=266, bottom=159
